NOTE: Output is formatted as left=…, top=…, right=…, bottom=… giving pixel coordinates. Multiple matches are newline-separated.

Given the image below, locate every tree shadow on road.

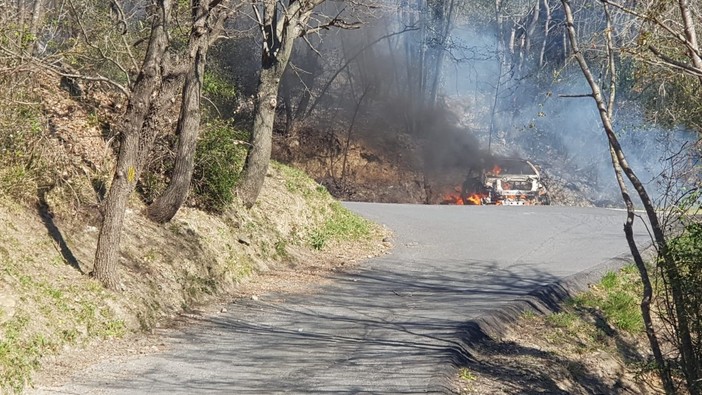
left=74, top=256, right=643, bottom=394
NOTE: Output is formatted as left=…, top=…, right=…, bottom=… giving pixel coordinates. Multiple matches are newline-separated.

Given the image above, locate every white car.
left=462, top=158, right=550, bottom=205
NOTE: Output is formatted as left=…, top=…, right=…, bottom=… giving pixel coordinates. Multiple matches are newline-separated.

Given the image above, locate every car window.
left=494, top=160, right=537, bottom=176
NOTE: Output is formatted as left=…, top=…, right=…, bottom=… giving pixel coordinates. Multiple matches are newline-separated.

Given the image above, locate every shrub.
left=667, top=222, right=702, bottom=368
left=0, top=89, right=49, bottom=204
left=191, top=120, right=249, bottom=212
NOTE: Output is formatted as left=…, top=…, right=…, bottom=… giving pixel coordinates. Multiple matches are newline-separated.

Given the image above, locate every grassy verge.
left=0, top=218, right=126, bottom=393
left=455, top=264, right=656, bottom=394
left=309, top=201, right=374, bottom=250
left=270, top=162, right=376, bottom=251
left=567, top=265, right=643, bottom=333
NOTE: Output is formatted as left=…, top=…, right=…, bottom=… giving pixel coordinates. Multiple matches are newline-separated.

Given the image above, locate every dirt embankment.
left=1, top=168, right=390, bottom=391
left=272, top=128, right=600, bottom=207
left=0, top=74, right=390, bottom=393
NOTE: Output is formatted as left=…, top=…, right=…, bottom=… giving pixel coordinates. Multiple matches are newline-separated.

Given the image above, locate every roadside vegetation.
left=456, top=264, right=658, bottom=394
left=457, top=227, right=702, bottom=395
left=0, top=71, right=384, bottom=392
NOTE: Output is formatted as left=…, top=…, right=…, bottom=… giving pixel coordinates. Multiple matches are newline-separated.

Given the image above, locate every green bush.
left=191, top=120, right=248, bottom=212
left=668, top=222, right=702, bottom=363
left=670, top=223, right=702, bottom=271
left=202, top=68, right=239, bottom=118
left=203, top=70, right=237, bottom=101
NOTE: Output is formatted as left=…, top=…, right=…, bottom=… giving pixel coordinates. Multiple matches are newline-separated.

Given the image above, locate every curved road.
left=34, top=204, right=649, bottom=394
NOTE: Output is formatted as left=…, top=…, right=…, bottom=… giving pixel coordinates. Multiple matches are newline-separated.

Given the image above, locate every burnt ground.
left=272, top=127, right=610, bottom=208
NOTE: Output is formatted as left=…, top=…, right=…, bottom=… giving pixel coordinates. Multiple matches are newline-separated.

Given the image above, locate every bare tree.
left=561, top=0, right=699, bottom=392
left=237, top=0, right=358, bottom=207
left=146, top=0, right=232, bottom=223
left=93, top=0, right=173, bottom=289
left=601, top=0, right=702, bottom=82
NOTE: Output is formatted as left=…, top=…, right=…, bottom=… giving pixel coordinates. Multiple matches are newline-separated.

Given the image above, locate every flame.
left=489, top=164, right=502, bottom=175
left=441, top=186, right=465, bottom=205
left=465, top=193, right=483, bottom=205
left=441, top=188, right=485, bottom=205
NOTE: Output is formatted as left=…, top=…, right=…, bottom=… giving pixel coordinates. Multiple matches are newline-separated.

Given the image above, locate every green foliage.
left=667, top=222, right=702, bottom=367
left=571, top=265, right=644, bottom=333
left=0, top=96, right=50, bottom=203
left=546, top=312, right=578, bottom=329
left=274, top=163, right=329, bottom=199
left=201, top=64, right=240, bottom=118
left=310, top=230, right=326, bottom=250
left=626, top=27, right=702, bottom=131
left=56, top=1, right=149, bottom=86
left=309, top=202, right=372, bottom=250
left=203, top=70, right=237, bottom=100
left=669, top=223, right=702, bottom=269
left=640, top=74, right=702, bottom=131
left=274, top=240, right=289, bottom=259
left=192, top=120, right=249, bottom=212
left=600, top=271, right=618, bottom=291
left=458, top=367, right=477, bottom=382
left=600, top=291, right=641, bottom=332
left=0, top=271, right=125, bottom=394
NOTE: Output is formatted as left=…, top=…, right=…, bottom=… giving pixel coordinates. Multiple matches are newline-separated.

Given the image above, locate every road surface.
left=33, top=204, right=650, bottom=394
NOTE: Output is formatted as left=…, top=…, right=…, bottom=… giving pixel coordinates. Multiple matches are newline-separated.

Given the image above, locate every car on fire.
left=461, top=158, right=550, bottom=205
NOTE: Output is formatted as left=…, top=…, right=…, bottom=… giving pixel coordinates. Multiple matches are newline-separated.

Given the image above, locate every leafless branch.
left=601, top=0, right=702, bottom=61
left=648, top=45, right=702, bottom=77
left=604, top=4, right=616, bottom=118
left=302, top=35, right=323, bottom=57
left=111, top=0, right=139, bottom=70
left=67, top=0, right=132, bottom=86
left=305, top=25, right=420, bottom=117
left=44, top=63, right=130, bottom=96
left=558, top=93, right=594, bottom=98
left=201, top=94, right=222, bottom=117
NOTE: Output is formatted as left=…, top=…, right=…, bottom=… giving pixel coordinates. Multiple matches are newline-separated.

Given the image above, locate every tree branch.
left=601, top=0, right=702, bottom=62
left=648, top=44, right=702, bottom=77
left=558, top=93, right=594, bottom=98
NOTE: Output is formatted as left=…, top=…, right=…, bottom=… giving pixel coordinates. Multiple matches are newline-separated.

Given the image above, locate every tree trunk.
left=147, top=1, right=221, bottom=223
left=677, top=0, right=702, bottom=85
left=427, top=0, right=455, bottom=107
left=237, top=1, right=300, bottom=208
left=538, top=0, right=551, bottom=67
left=93, top=0, right=171, bottom=290
left=561, top=1, right=693, bottom=391
left=341, top=86, right=369, bottom=186
left=238, top=64, right=286, bottom=207
left=611, top=146, right=675, bottom=394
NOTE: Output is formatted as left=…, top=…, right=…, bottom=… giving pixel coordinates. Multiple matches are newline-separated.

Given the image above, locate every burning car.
left=459, top=158, right=550, bottom=205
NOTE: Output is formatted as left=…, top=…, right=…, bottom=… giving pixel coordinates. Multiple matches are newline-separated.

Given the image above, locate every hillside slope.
left=0, top=74, right=388, bottom=392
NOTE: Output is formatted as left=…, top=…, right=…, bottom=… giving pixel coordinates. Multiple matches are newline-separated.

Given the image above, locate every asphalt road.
left=33, top=204, right=650, bottom=394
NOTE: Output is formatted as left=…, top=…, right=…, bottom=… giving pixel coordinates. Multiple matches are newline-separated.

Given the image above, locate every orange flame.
left=489, top=164, right=502, bottom=175
left=465, top=193, right=483, bottom=205
left=441, top=188, right=486, bottom=205
left=441, top=188, right=465, bottom=205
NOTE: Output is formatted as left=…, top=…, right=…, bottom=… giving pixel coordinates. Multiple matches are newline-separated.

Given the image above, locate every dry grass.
left=0, top=71, right=389, bottom=393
